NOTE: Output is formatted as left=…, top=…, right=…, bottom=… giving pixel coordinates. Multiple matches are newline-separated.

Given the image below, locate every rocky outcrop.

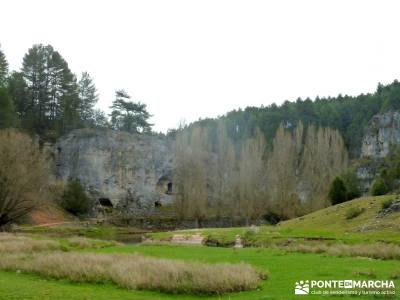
left=377, top=199, right=400, bottom=218
left=356, top=111, right=400, bottom=193
left=361, top=111, right=400, bottom=158
left=55, top=129, right=174, bottom=215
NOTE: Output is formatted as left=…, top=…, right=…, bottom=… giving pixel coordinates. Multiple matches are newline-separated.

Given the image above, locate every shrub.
left=381, top=198, right=394, bottom=210
left=390, top=270, right=400, bottom=280
left=353, top=269, right=376, bottom=279
left=345, top=207, right=365, bottom=220
left=262, top=212, right=282, bottom=225
left=0, top=233, right=120, bottom=253
left=371, top=177, right=389, bottom=196
left=328, top=177, right=347, bottom=205
left=285, top=242, right=400, bottom=260
left=61, top=180, right=91, bottom=216
left=0, top=252, right=265, bottom=294
left=341, top=170, right=361, bottom=200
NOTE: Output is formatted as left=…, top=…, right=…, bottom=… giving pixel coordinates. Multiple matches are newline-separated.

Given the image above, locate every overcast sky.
left=1, top=0, right=400, bottom=132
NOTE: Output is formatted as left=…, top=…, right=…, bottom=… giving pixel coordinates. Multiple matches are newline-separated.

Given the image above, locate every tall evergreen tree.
left=0, top=45, right=8, bottom=87
left=78, top=72, right=98, bottom=124
left=21, top=44, right=80, bottom=137
left=0, top=48, right=17, bottom=129
left=110, top=89, right=152, bottom=133
left=7, top=72, right=29, bottom=122
left=0, top=88, right=17, bottom=129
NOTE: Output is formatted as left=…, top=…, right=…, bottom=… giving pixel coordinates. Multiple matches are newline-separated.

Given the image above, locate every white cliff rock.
left=55, top=129, right=174, bottom=215
left=361, top=111, right=400, bottom=158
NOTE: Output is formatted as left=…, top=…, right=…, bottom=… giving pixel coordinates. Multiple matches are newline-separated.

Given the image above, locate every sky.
left=1, top=0, right=400, bottom=132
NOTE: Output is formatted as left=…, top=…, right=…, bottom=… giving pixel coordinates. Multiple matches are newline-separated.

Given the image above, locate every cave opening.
left=99, top=198, right=113, bottom=207
left=156, top=175, right=173, bottom=195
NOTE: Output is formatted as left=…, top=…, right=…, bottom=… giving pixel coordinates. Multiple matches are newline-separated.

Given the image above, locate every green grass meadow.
left=1, top=243, right=399, bottom=300
left=2, top=196, right=400, bottom=299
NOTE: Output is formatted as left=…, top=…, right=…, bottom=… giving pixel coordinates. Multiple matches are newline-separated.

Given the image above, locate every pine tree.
left=0, top=45, right=8, bottom=87
left=78, top=72, right=98, bottom=123
left=0, top=88, right=17, bottom=129
left=91, top=109, right=109, bottom=128
left=110, top=90, right=152, bottom=133
left=21, top=44, right=80, bottom=137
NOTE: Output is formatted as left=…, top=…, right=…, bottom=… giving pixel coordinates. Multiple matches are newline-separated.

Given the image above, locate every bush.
left=262, top=212, right=282, bottom=225
left=341, top=170, right=361, bottom=200
left=0, top=252, right=265, bottom=294
left=371, top=177, right=389, bottom=196
left=381, top=198, right=394, bottom=210
left=61, top=180, right=91, bottom=216
left=328, top=177, right=347, bottom=205
left=285, top=242, right=400, bottom=260
left=345, top=207, right=365, bottom=220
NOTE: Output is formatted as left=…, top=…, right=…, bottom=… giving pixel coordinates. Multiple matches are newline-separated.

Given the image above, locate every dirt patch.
left=171, top=234, right=204, bottom=245
left=29, top=204, right=70, bottom=225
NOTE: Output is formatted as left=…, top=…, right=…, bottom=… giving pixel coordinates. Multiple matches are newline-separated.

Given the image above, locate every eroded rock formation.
left=361, top=111, right=400, bottom=158
left=55, top=129, right=174, bottom=215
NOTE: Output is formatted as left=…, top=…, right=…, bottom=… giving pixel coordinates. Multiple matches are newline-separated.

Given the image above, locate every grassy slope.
left=1, top=195, right=400, bottom=299
left=149, top=195, right=400, bottom=245
left=1, top=244, right=399, bottom=300
left=279, top=195, right=400, bottom=240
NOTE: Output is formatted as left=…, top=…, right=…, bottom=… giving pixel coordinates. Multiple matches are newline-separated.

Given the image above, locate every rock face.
left=55, top=129, right=174, bottom=215
left=377, top=199, right=400, bottom=218
left=361, top=111, right=400, bottom=158
left=357, top=111, right=400, bottom=193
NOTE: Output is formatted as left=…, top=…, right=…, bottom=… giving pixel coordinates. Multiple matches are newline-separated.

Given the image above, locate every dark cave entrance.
left=99, top=198, right=113, bottom=207
left=167, top=182, right=172, bottom=194
left=156, top=175, right=173, bottom=195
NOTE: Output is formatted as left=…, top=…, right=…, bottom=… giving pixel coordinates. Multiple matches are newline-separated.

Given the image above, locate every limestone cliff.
left=357, top=111, right=400, bottom=193
left=55, top=129, right=174, bottom=215
left=361, top=111, right=400, bottom=158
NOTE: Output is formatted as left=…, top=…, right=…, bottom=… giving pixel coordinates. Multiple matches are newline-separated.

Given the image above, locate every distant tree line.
left=0, top=44, right=152, bottom=142
left=182, top=82, right=400, bottom=158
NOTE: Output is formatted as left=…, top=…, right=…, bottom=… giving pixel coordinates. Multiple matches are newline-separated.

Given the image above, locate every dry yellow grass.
left=285, top=242, right=400, bottom=260
left=0, top=233, right=119, bottom=253
left=0, top=252, right=264, bottom=294
left=0, top=235, right=60, bottom=253
left=0, top=233, right=30, bottom=242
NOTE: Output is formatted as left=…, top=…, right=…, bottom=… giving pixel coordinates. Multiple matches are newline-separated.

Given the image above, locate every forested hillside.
left=186, top=82, right=400, bottom=157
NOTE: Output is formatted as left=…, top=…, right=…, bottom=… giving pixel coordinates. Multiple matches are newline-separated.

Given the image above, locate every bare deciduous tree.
left=173, top=121, right=349, bottom=223
left=214, top=122, right=237, bottom=217
left=267, top=122, right=349, bottom=217
left=173, top=126, right=210, bottom=227
left=238, top=128, right=267, bottom=224
left=0, top=130, right=50, bottom=230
